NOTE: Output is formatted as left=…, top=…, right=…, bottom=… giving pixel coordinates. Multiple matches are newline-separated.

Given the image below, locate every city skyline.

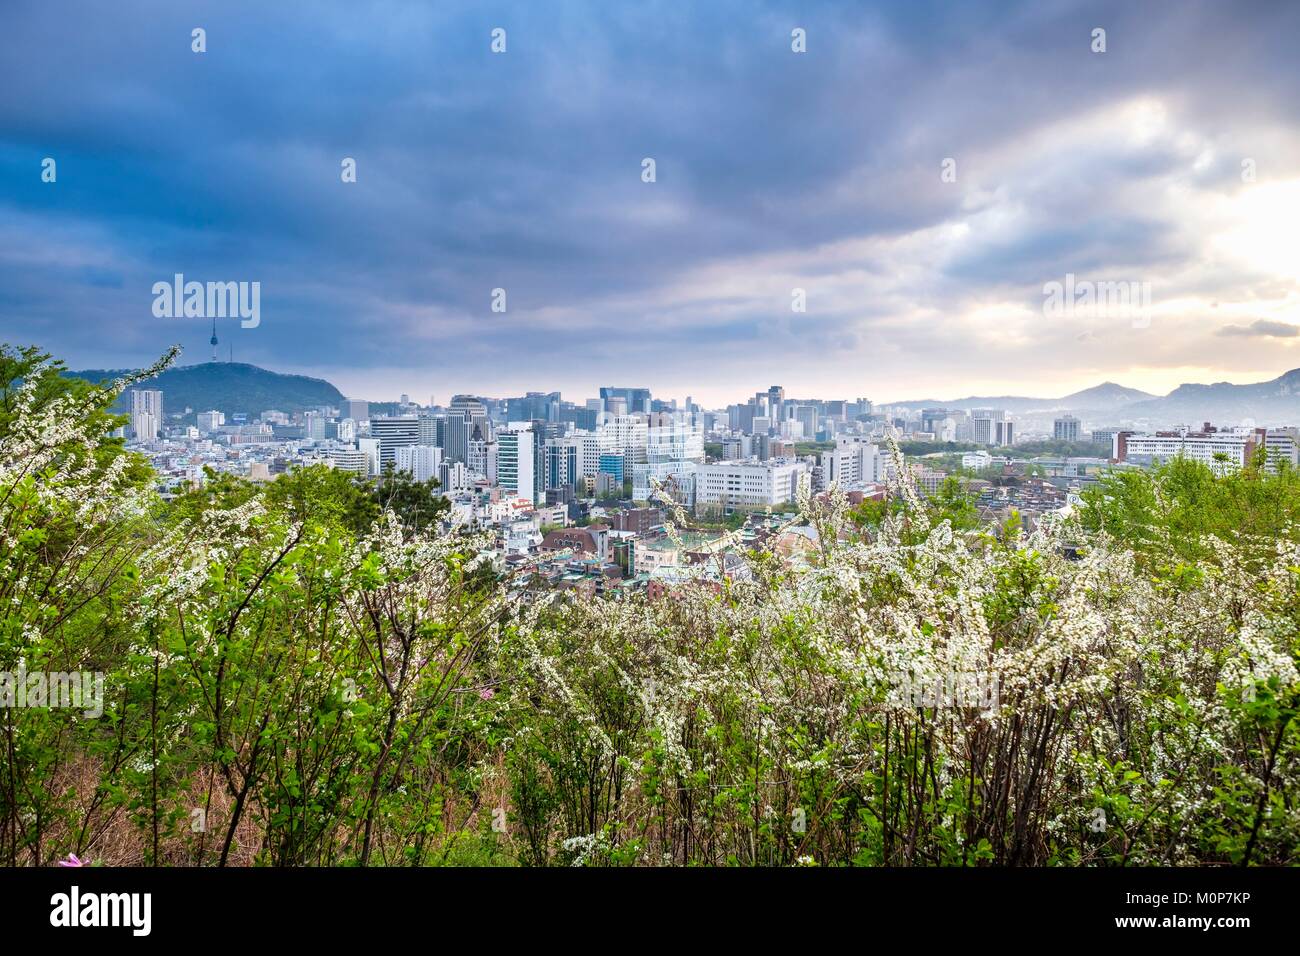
left=4, top=0, right=1300, bottom=405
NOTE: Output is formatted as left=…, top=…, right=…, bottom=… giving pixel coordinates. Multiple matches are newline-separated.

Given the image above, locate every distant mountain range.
left=892, top=368, right=1300, bottom=427
left=65, top=359, right=1300, bottom=429
left=67, top=362, right=346, bottom=417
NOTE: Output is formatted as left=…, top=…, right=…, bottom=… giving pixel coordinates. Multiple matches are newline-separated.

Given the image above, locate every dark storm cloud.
left=1, top=0, right=1298, bottom=401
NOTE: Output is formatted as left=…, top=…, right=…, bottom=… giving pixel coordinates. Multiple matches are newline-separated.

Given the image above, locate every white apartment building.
left=1117, top=426, right=1266, bottom=473
left=394, top=444, right=443, bottom=482
left=695, top=457, right=810, bottom=511
left=130, top=388, right=163, bottom=442
left=820, top=436, right=885, bottom=488
left=329, top=447, right=371, bottom=476
left=1265, top=428, right=1300, bottom=471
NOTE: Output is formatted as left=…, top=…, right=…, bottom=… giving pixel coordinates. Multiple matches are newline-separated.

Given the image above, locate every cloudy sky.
left=2, top=0, right=1298, bottom=406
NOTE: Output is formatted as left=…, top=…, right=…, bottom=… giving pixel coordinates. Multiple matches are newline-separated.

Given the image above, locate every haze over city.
left=2, top=0, right=1299, bottom=404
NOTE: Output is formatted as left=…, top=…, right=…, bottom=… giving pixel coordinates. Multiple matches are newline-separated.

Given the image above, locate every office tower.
left=605, top=397, right=628, bottom=417
left=920, top=408, right=949, bottom=434
left=543, top=437, right=581, bottom=491
left=445, top=397, right=489, bottom=464
left=196, top=410, right=225, bottom=432
left=343, top=399, right=370, bottom=422
left=507, top=391, right=561, bottom=423
left=468, top=437, right=497, bottom=483
left=572, top=431, right=602, bottom=478
left=418, top=414, right=444, bottom=448
left=497, top=425, right=536, bottom=503
left=632, top=417, right=704, bottom=502
left=792, top=405, right=818, bottom=441
left=303, top=410, right=327, bottom=441
left=357, top=438, right=380, bottom=476
left=438, top=460, right=470, bottom=495
left=598, top=414, right=649, bottom=462
left=1265, top=428, right=1300, bottom=471
left=130, top=389, right=163, bottom=441
left=820, top=436, right=885, bottom=487
left=1053, top=415, right=1081, bottom=442
left=329, top=447, right=371, bottom=476
left=369, top=417, right=420, bottom=470
left=971, top=409, right=1011, bottom=446
left=1092, top=428, right=1120, bottom=450
left=557, top=402, right=598, bottom=431
left=600, top=386, right=651, bottom=415
left=394, top=444, right=443, bottom=483
left=598, top=453, right=625, bottom=483
left=696, top=458, right=810, bottom=511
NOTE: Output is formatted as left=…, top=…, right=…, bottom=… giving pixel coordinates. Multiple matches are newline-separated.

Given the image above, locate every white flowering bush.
left=1, top=345, right=1296, bottom=866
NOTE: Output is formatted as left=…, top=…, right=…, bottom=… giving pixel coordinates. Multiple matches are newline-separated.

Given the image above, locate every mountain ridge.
left=888, top=368, right=1300, bottom=426
left=66, top=361, right=346, bottom=417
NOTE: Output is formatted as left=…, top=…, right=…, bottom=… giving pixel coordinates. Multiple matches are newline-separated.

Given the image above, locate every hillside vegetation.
left=66, top=361, right=346, bottom=417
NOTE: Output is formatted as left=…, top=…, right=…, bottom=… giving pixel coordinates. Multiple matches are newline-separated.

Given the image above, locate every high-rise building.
left=438, top=460, right=471, bottom=495
left=557, top=402, right=598, bottom=431
left=633, top=418, right=704, bottom=502
left=600, top=386, right=651, bottom=415
left=598, top=453, right=625, bottom=483
left=329, top=447, right=371, bottom=476
left=303, top=410, right=328, bottom=441
left=342, top=399, right=370, bottom=422
left=543, top=437, right=582, bottom=491
left=1053, top=415, right=1081, bottom=442
left=1265, top=428, right=1300, bottom=471
left=695, top=457, right=809, bottom=511
left=357, top=438, right=380, bottom=476
left=497, top=425, right=537, bottom=504
left=418, top=414, right=444, bottom=448
left=1092, top=428, right=1121, bottom=451
left=445, top=397, right=489, bottom=464
left=395, top=444, right=443, bottom=483
left=820, top=436, right=885, bottom=487
left=196, top=410, right=225, bottom=432
left=920, top=408, right=949, bottom=434
left=971, top=410, right=1013, bottom=447
left=369, top=417, right=420, bottom=470
left=792, top=405, right=818, bottom=441
left=507, top=391, right=561, bottom=423
left=468, top=437, right=496, bottom=482
left=130, top=389, right=163, bottom=441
